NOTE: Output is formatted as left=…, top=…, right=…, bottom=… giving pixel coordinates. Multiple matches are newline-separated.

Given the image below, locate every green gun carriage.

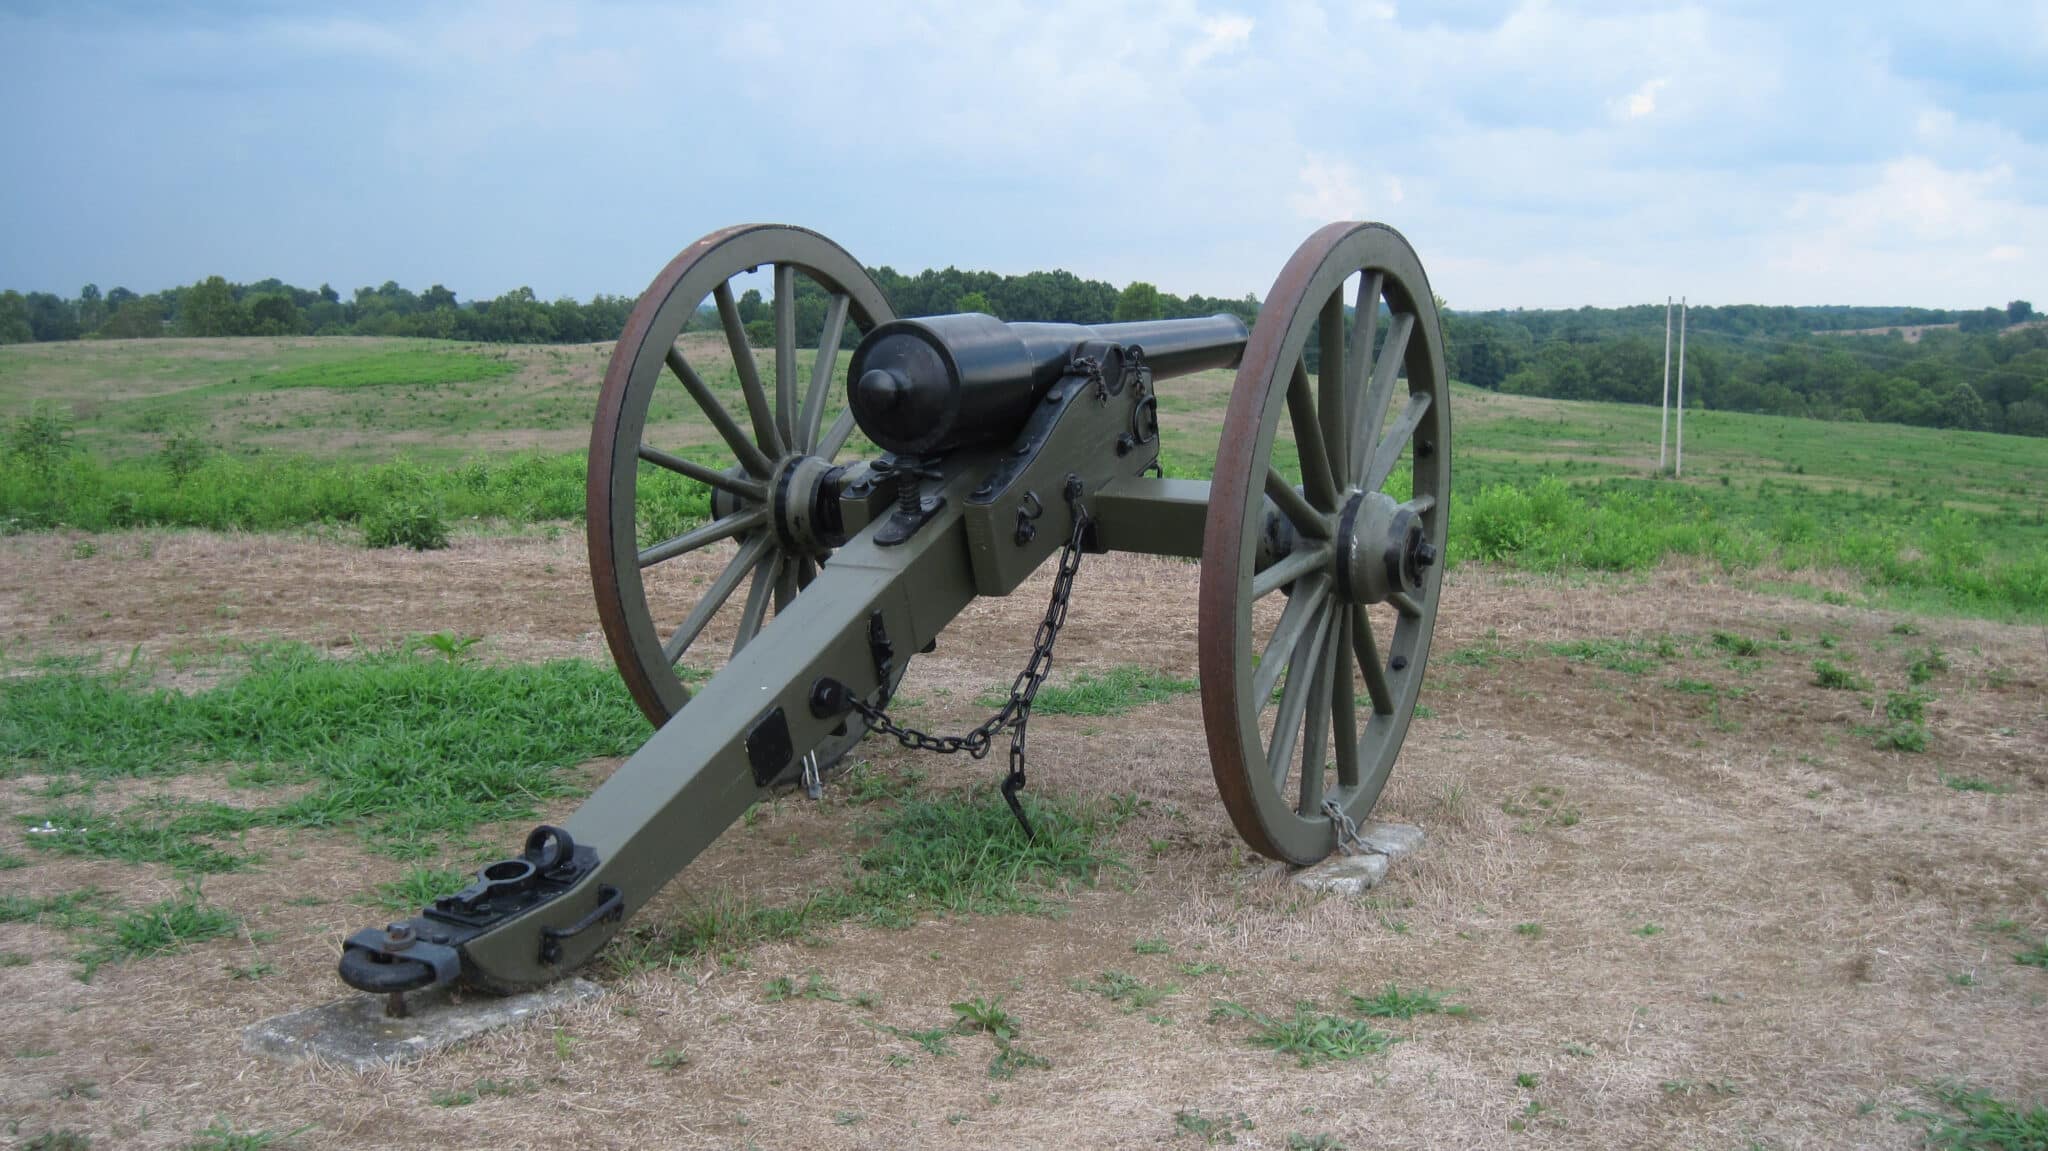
left=339, top=221, right=1450, bottom=1002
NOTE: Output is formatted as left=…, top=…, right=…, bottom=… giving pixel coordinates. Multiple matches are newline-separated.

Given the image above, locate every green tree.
left=0, top=291, right=32, bottom=344
left=77, top=283, right=105, bottom=332
left=178, top=275, right=246, bottom=337
left=2011, top=300, right=2036, bottom=324
left=248, top=294, right=302, bottom=335
left=955, top=290, right=993, bottom=316
left=97, top=294, right=166, bottom=339
left=1114, top=281, right=1160, bottom=323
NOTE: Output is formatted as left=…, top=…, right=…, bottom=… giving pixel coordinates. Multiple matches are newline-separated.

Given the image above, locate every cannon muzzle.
left=849, top=312, right=1248, bottom=455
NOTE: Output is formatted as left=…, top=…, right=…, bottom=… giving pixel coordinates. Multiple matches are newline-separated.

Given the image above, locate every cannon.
left=338, top=222, right=1449, bottom=1002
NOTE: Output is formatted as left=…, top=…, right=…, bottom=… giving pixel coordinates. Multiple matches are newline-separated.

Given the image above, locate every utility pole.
left=1659, top=296, right=1672, bottom=472
left=1675, top=296, right=1688, bottom=478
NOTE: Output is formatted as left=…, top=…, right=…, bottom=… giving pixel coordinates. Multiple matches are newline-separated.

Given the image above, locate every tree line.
left=0, top=267, right=1255, bottom=351
left=1443, top=300, right=2046, bottom=437
left=3, top=272, right=2042, bottom=437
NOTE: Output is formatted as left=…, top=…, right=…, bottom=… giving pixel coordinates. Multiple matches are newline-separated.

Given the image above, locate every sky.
left=2, top=0, right=2045, bottom=311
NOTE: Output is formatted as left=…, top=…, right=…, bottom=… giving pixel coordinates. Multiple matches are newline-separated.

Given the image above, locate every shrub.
left=363, top=498, right=450, bottom=550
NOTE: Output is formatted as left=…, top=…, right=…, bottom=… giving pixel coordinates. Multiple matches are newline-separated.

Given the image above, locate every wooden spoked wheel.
left=1199, top=223, right=1450, bottom=864
left=589, top=224, right=893, bottom=731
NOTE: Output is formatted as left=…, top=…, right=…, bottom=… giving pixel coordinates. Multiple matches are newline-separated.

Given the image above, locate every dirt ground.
left=1, top=528, right=2044, bottom=1150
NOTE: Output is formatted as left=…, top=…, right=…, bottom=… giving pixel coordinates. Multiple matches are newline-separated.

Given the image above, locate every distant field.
left=2, top=335, right=2045, bottom=618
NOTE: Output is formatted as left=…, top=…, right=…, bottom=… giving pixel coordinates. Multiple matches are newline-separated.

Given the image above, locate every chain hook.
left=839, top=484, right=1092, bottom=841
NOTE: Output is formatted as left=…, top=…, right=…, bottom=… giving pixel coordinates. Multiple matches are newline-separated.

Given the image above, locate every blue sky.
left=3, top=0, right=2044, bottom=310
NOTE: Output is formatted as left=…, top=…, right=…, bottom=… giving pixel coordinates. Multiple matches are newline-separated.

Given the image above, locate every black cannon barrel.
left=848, top=312, right=1248, bottom=456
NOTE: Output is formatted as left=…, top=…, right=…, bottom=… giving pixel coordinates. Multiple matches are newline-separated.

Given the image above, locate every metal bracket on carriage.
left=968, top=343, right=1141, bottom=509
left=337, top=825, right=600, bottom=1007
left=871, top=454, right=947, bottom=546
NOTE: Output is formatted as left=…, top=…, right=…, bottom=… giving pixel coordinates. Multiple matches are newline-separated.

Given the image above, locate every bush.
left=363, top=498, right=450, bottom=550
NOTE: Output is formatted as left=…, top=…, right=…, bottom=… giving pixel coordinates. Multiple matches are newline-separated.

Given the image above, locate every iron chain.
left=843, top=485, right=1091, bottom=835
left=1321, top=797, right=1369, bottom=856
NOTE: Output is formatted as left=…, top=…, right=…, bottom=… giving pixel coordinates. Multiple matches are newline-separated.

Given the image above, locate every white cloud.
left=1185, top=13, right=1254, bottom=68
left=1615, top=77, right=1669, bottom=120
left=1787, top=155, right=2014, bottom=242
left=1914, top=107, right=1955, bottom=141
left=1289, top=156, right=1367, bottom=222
left=1767, top=156, right=2048, bottom=302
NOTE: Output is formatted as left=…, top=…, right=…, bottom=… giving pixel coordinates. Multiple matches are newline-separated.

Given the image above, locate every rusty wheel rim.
left=589, top=224, right=894, bottom=729
left=1198, top=223, right=1450, bottom=864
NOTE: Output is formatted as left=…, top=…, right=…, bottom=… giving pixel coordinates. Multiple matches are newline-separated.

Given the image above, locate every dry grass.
left=1, top=540, right=2043, bottom=1149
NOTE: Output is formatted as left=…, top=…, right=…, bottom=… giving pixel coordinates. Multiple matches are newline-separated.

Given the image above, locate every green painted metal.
left=339, top=221, right=1450, bottom=999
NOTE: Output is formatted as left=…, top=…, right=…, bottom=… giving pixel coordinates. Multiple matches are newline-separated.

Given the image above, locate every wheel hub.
left=706, top=453, right=838, bottom=556
left=1335, top=491, right=1436, bottom=605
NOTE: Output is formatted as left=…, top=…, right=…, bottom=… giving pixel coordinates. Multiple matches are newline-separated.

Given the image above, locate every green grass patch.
left=367, top=866, right=469, bottom=913
left=2016, top=939, right=2048, bottom=969
left=0, top=448, right=707, bottom=538
left=978, top=665, right=1197, bottom=716
left=1, top=644, right=648, bottom=857
left=1542, top=637, right=1673, bottom=674
left=1905, top=1084, right=2048, bottom=1150
left=607, top=788, right=1120, bottom=972
left=1812, top=659, right=1870, bottom=691
left=1346, top=984, right=1469, bottom=1019
left=1908, top=646, right=1952, bottom=685
left=78, top=886, right=237, bottom=981
left=245, top=348, right=520, bottom=392
left=0, top=888, right=112, bottom=930
left=19, top=802, right=258, bottom=873
left=1080, top=969, right=1179, bottom=1012
left=1211, top=1001, right=1399, bottom=1067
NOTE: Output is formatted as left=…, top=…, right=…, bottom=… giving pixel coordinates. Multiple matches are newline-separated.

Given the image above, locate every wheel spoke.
left=1352, top=311, right=1413, bottom=486
left=1268, top=599, right=1332, bottom=789
left=1286, top=359, right=1340, bottom=513
left=773, top=264, right=798, bottom=450
left=1252, top=544, right=1330, bottom=600
left=1317, top=288, right=1349, bottom=484
left=637, top=444, right=766, bottom=502
left=1406, top=492, right=1436, bottom=515
left=713, top=281, right=786, bottom=459
left=1254, top=575, right=1328, bottom=706
left=665, top=346, right=773, bottom=478
left=661, top=534, right=769, bottom=664
left=1297, top=621, right=1337, bottom=812
left=773, top=554, right=799, bottom=614
left=795, top=554, right=820, bottom=591
left=1389, top=590, right=1423, bottom=620
left=1365, top=391, right=1433, bottom=494
left=1352, top=605, right=1393, bottom=716
left=801, top=293, right=850, bottom=452
left=1265, top=467, right=1332, bottom=541
left=817, top=408, right=858, bottom=462
left=1344, top=272, right=1384, bottom=406
left=731, top=548, right=781, bottom=656
left=1331, top=623, right=1360, bottom=787
left=637, top=507, right=764, bottom=569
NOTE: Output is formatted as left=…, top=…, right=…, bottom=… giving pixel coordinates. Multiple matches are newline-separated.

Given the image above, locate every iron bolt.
left=1414, top=542, right=1439, bottom=569
left=383, top=922, right=416, bottom=951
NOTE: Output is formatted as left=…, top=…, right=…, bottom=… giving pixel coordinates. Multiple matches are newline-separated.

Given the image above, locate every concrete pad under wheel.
left=243, top=979, right=603, bottom=1071
left=1289, top=821, right=1425, bottom=896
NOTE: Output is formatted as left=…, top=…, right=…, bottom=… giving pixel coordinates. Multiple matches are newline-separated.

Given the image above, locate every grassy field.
left=0, top=335, right=2043, bottom=1147
left=4, top=335, right=2044, bottom=619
